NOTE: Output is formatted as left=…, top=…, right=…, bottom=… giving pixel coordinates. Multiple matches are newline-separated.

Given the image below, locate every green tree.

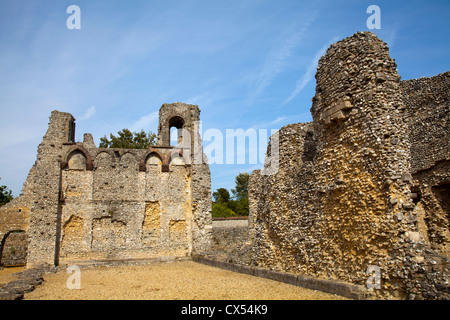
left=230, top=172, right=249, bottom=216
left=231, top=172, right=249, bottom=201
left=228, top=197, right=249, bottom=217
left=99, top=129, right=156, bottom=149
left=213, top=188, right=231, bottom=204
left=211, top=202, right=236, bottom=218
left=211, top=172, right=250, bottom=218
left=0, top=180, right=13, bottom=207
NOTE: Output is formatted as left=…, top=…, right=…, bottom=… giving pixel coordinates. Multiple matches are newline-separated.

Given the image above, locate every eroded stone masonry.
left=249, top=32, right=449, bottom=299
left=0, top=102, right=212, bottom=267
left=0, top=31, right=448, bottom=300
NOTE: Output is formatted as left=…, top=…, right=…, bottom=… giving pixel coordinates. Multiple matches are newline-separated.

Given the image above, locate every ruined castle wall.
left=190, top=162, right=212, bottom=253
left=0, top=103, right=212, bottom=267
left=401, top=72, right=449, bottom=173
left=0, top=193, right=30, bottom=266
left=400, top=72, right=450, bottom=258
left=0, top=146, right=38, bottom=265
left=58, top=147, right=193, bottom=263
left=209, top=218, right=250, bottom=265
left=310, top=31, right=420, bottom=298
left=157, top=102, right=212, bottom=254
left=27, top=111, right=75, bottom=266
left=249, top=122, right=318, bottom=274
left=250, top=32, right=449, bottom=299
left=0, top=199, right=30, bottom=243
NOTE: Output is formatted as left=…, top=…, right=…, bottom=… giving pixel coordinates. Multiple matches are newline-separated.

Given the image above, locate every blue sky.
left=0, top=0, right=449, bottom=197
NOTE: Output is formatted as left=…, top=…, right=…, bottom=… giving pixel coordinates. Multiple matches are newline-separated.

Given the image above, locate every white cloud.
left=383, top=27, right=398, bottom=49
left=249, top=14, right=318, bottom=101
left=283, top=36, right=340, bottom=105
left=185, top=93, right=215, bottom=107
left=78, top=106, right=96, bottom=121
left=129, top=111, right=159, bottom=132
left=249, top=112, right=311, bottom=132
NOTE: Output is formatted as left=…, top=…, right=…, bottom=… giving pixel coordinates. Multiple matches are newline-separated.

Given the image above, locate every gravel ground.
left=23, top=261, right=347, bottom=300
left=0, top=266, right=25, bottom=285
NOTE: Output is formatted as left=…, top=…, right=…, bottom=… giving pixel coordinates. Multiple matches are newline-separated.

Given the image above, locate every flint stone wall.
left=208, top=217, right=251, bottom=265
left=0, top=103, right=212, bottom=267
left=250, top=32, right=449, bottom=299
left=401, top=73, right=449, bottom=258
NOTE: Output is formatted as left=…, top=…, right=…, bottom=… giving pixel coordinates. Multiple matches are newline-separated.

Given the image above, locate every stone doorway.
left=0, top=230, right=28, bottom=267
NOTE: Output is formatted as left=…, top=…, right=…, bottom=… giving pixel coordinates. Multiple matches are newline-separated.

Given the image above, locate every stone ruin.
left=0, top=31, right=448, bottom=300
left=249, top=32, right=449, bottom=299
left=0, top=102, right=212, bottom=267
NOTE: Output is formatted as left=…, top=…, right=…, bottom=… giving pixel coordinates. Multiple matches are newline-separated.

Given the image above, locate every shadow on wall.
left=0, top=230, right=27, bottom=267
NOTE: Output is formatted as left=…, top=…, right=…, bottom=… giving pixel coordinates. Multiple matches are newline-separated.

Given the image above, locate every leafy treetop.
left=0, top=179, right=13, bottom=207
left=99, top=129, right=156, bottom=149
left=212, top=172, right=250, bottom=218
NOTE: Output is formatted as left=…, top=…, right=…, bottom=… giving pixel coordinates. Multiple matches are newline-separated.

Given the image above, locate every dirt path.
left=0, top=266, right=25, bottom=285
left=24, top=261, right=347, bottom=300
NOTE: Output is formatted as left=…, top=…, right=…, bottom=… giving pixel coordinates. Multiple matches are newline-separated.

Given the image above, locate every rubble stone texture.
left=208, top=218, right=251, bottom=265
left=0, top=31, right=448, bottom=300
left=0, top=102, right=212, bottom=267
left=249, top=32, right=449, bottom=299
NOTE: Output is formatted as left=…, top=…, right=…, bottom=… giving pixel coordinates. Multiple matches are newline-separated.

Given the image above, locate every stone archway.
left=0, top=230, right=28, bottom=266
left=168, top=116, right=185, bottom=146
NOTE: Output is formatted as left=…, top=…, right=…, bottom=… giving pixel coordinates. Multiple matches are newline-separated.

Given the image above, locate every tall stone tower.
left=156, top=102, right=212, bottom=253
left=250, top=32, right=449, bottom=299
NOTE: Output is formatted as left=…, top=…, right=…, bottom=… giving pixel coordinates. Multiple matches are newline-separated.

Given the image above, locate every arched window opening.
left=169, top=116, right=185, bottom=147
left=68, top=119, right=76, bottom=143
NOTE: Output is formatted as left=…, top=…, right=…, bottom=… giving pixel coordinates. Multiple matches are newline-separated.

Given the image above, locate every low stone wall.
left=193, top=256, right=366, bottom=300
left=209, top=217, right=251, bottom=265
left=212, top=217, right=248, bottom=229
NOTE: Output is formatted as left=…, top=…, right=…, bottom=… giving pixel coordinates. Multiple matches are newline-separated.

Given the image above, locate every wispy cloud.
left=250, top=112, right=312, bottom=131
left=382, top=27, right=398, bottom=49
left=248, top=13, right=318, bottom=101
left=78, top=106, right=96, bottom=121
left=185, top=92, right=215, bottom=108
left=283, top=36, right=340, bottom=105
left=129, top=111, right=159, bottom=132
